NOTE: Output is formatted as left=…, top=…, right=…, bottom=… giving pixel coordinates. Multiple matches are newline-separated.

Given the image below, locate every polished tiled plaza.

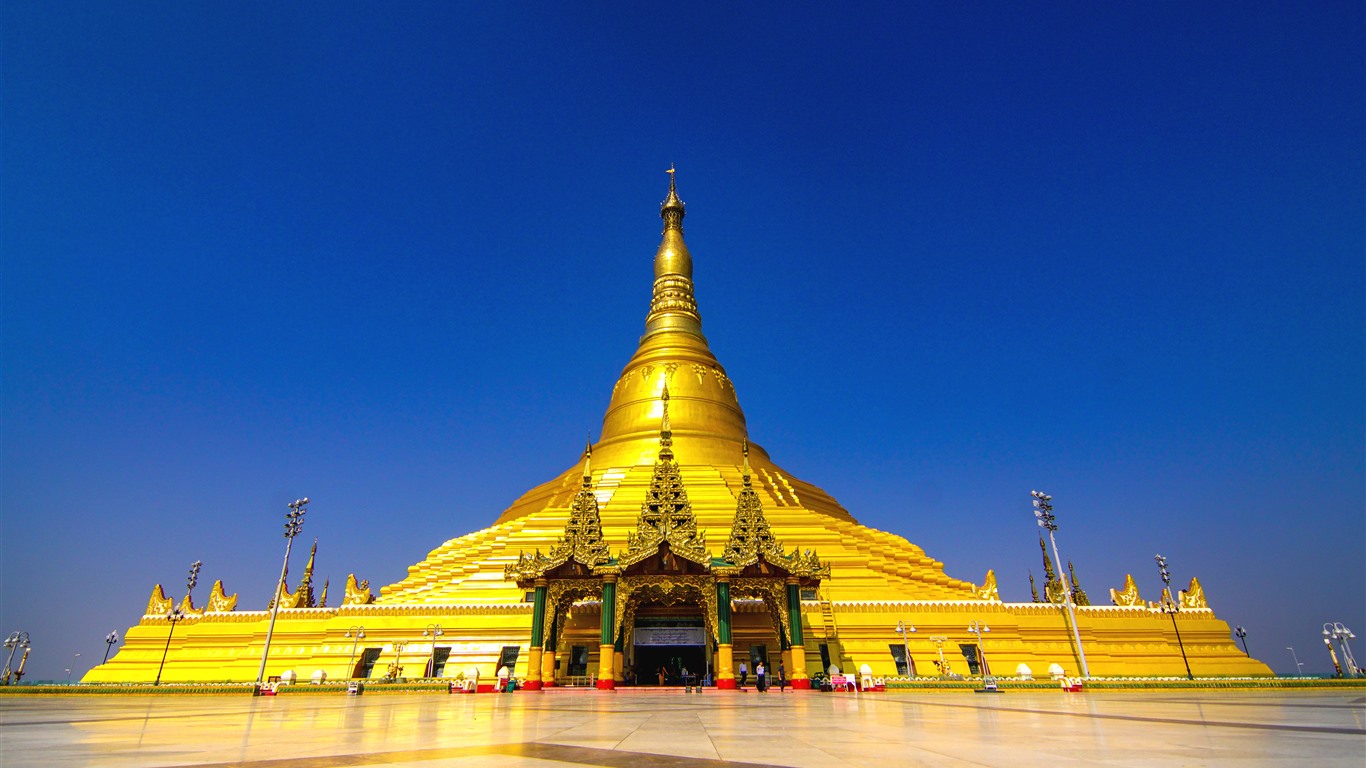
left=1, top=688, right=1363, bottom=767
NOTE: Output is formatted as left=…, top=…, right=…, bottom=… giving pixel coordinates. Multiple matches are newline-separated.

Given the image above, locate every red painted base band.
left=596, top=679, right=616, bottom=690
left=715, top=678, right=737, bottom=690
left=542, top=681, right=557, bottom=688
left=523, top=681, right=542, bottom=690
left=791, top=678, right=812, bottom=690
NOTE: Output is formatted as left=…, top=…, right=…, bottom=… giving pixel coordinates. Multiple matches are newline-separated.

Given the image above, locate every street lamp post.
left=3, top=632, right=31, bottom=685
left=103, top=631, right=120, bottom=664
left=967, top=622, right=991, bottom=677
left=256, top=497, right=309, bottom=686
left=155, top=608, right=185, bottom=685
left=1234, top=626, right=1249, bottom=656
left=1031, top=491, right=1090, bottom=678
left=344, top=626, right=366, bottom=679
left=422, top=625, right=444, bottom=678
left=1155, top=554, right=1193, bottom=679
left=67, top=653, right=81, bottom=683
left=1285, top=647, right=1304, bottom=676
left=895, top=621, right=916, bottom=677
left=1323, top=623, right=1359, bottom=677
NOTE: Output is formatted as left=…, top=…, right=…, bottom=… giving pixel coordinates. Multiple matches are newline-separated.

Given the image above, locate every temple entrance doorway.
left=631, top=617, right=707, bottom=686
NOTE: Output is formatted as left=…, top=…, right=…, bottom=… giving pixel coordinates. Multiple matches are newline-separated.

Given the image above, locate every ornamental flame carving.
left=206, top=579, right=238, bottom=612
left=1179, top=576, right=1208, bottom=609
left=342, top=574, right=374, bottom=605
left=1110, top=573, right=1143, bottom=606
left=977, top=569, right=1000, bottom=601
left=146, top=584, right=173, bottom=616
left=177, top=594, right=204, bottom=617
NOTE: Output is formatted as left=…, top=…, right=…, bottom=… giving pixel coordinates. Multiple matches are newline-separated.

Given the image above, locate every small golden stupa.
left=88, top=171, right=1270, bottom=685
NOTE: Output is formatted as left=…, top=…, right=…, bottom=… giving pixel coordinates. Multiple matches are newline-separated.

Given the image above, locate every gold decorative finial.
left=660, top=166, right=685, bottom=232
left=741, top=439, right=751, bottom=484
left=582, top=439, right=593, bottom=484
left=644, top=167, right=702, bottom=340
left=658, top=385, right=673, bottom=460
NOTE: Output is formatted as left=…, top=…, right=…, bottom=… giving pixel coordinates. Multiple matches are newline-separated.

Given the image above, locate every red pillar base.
left=791, top=678, right=812, bottom=690
left=715, top=678, right=737, bottom=690
left=522, top=680, right=543, bottom=691
left=541, top=680, right=557, bottom=688
left=596, top=678, right=616, bottom=690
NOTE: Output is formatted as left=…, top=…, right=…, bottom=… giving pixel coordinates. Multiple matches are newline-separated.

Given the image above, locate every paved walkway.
left=1, top=688, right=1363, bottom=767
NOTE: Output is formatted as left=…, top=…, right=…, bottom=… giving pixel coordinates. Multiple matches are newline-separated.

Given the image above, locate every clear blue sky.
left=3, top=3, right=1362, bottom=681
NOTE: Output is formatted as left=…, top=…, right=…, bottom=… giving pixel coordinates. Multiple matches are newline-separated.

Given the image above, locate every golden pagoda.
left=87, top=170, right=1271, bottom=686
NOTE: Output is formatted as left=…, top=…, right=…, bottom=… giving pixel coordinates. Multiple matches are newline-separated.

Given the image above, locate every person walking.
left=756, top=661, right=767, bottom=692
left=738, top=660, right=748, bottom=688
left=778, top=660, right=786, bottom=692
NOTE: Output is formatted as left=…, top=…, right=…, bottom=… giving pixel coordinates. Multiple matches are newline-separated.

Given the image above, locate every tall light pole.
left=3, top=632, right=31, bottom=685
left=967, top=622, right=991, bottom=677
left=1323, top=623, right=1359, bottom=677
left=1234, top=626, right=1249, bottom=656
left=187, top=560, right=203, bottom=607
left=1031, top=491, right=1090, bottom=678
left=103, top=631, right=120, bottom=664
left=1285, top=646, right=1304, bottom=675
left=344, top=626, right=366, bottom=679
left=67, top=653, right=81, bottom=683
left=1155, top=554, right=1193, bottom=679
left=155, top=607, right=185, bottom=685
left=256, top=497, right=309, bottom=686
left=895, top=621, right=916, bottom=677
left=422, top=624, right=444, bottom=678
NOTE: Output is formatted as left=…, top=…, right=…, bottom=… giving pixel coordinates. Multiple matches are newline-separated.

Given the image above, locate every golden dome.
left=493, top=169, right=852, bottom=525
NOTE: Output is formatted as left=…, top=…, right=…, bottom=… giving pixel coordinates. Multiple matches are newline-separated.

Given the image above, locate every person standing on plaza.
left=756, top=661, right=767, bottom=692
left=738, top=660, right=748, bottom=688
left=777, top=660, right=786, bottom=692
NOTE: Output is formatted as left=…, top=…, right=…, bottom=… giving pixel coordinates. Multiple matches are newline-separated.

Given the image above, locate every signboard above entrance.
left=634, top=627, right=705, bottom=646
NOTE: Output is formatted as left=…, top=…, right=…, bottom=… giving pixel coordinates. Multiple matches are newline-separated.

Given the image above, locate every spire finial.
left=660, top=165, right=685, bottom=232
left=741, top=439, right=752, bottom=485
left=582, top=439, right=593, bottom=486
left=658, top=385, right=674, bottom=459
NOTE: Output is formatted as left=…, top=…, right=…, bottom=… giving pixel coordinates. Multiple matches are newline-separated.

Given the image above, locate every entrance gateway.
left=632, top=620, right=706, bottom=685
left=505, top=399, right=828, bottom=690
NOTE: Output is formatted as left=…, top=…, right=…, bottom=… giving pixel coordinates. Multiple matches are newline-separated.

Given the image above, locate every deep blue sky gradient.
left=3, top=2, right=1362, bottom=681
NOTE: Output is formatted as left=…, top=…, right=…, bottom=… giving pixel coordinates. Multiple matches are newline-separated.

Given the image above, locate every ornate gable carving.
left=506, top=444, right=614, bottom=584
left=619, top=387, right=710, bottom=569
left=722, top=441, right=786, bottom=567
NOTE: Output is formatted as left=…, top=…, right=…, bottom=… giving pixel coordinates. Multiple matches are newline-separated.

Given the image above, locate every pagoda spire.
left=548, top=442, right=610, bottom=567
left=643, top=166, right=703, bottom=340
left=657, top=385, right=674, bottom=461
left=723, top=439, right=785, bottom=566
left=619, top=387, right=709, bottom=567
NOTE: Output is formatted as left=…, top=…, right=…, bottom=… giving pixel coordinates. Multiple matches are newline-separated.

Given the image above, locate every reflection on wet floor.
left=1, top=689, right=1363, bottom=768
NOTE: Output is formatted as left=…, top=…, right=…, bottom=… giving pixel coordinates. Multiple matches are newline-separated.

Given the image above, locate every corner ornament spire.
left=643, top=166, right=703, bottom=340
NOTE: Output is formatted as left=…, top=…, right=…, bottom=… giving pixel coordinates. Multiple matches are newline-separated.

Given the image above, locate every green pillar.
left=530, top=584, right=547, bottom=647
left=786, top=582, right=804, bottom=647
left=601, top=580, right=617, bottom=646
left=717, top=581, right=732, bottom=645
